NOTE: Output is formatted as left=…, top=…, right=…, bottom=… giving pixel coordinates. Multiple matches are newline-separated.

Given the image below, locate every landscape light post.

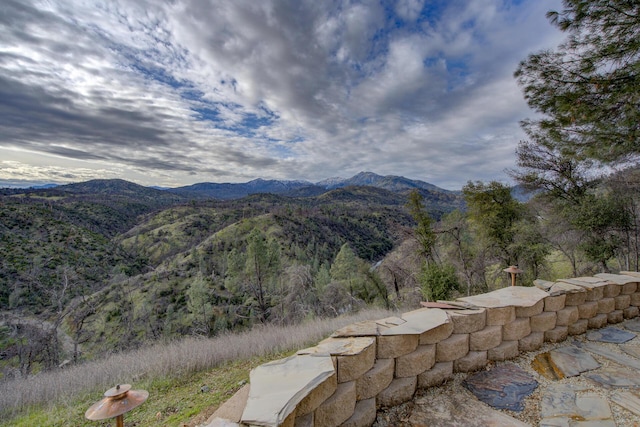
left=85, top=384, right=148, bottom=427
left=503, top=265, right=523, bottom=287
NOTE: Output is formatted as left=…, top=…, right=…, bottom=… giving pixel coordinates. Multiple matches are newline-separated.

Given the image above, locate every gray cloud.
left=0, top=0, right=564, bottom=189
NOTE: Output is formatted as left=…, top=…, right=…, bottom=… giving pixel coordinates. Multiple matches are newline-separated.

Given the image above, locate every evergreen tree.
left=462, top=181, right=523, bottom=265
left=244, top=229, right=281, bottom=323
left=515, top=0, right=640, bottom=164
left=186, top=273, right=212, bottom=335
left=406, top=190, right=436, bottom=262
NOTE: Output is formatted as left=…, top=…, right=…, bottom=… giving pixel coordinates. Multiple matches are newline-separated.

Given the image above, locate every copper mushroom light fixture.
left=85, top=384, right=148, bottom=427
left=503, top=265, right=523, bottom=287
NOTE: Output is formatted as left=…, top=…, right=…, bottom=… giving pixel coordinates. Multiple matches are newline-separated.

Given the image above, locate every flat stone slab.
left=621, top=344, right=640, bottom=359
left=241, top=355, right=335, bottom=426
left=624, top=318, right=640, bottom=332
left=534, top=280, right=586, bottom=297
left=378, top=308, right=450, bottom=336
left=548, top=346, right=600, bottom=378
left=457, top=286, right=548, bottom=308
left=558, top=277, right=609, bottom=289
left=541, top=384, right=613, bottom=424
left=298, top=336, right=375, bottom=356
left=586, top=327, right=636, bottom=343
left=585, top=366, right=640, bottom=388
left=595, top=273, right=639, bottom=284
left=463, top=363, right=538, bottom=411
left=332, top=320, right=380, bottom=337
left=406, top=390, right=530, bottom=426
left=612, top=391, right=640, bottom=416
left=575, top=341, right=640, bottom=370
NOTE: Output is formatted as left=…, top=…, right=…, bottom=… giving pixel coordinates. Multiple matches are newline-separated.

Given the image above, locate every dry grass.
left=0, top=308, right=394, bottom=418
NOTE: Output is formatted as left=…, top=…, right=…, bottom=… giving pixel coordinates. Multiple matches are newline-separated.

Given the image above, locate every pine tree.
left=515, top=0, right=640, bottom=164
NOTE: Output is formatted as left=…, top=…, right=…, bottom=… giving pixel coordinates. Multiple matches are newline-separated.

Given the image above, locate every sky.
left=0, top=0, right=565, bottom=190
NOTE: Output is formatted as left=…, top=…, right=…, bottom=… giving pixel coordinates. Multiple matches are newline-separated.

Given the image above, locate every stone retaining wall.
left=207, top=272, right=640, bottom=427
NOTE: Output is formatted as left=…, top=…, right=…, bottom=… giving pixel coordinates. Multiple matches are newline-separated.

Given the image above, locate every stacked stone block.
left=207, top=274, right=640, bottom=427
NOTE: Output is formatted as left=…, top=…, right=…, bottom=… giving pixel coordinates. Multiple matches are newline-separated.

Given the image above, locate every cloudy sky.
left=0, top=0, right=564, bottom=189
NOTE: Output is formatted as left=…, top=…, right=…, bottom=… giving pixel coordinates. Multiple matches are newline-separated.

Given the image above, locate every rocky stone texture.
left=548, top=346, right=600, bottom=378
left=585, top=366, right=640, bottom=388
left=298, top=337, right=376, bottom=384
left=407, top=391, right=530, bottom=426
left=314, top=381, right=356, bottom=427
left=541, top=384, right=615, bottom=426
left=453, top=350, right=487, bottom=373
left=297, top=375, right=337, bottom=416
left=586, top=327, right=636, bottom=343
left=597, top=297, right=616, bottom=314
left=457, top=286, right=549, bottom=311
left=241, top=355, right=335, bottom=426
left=564, top=290, right=587, bottom=306
left=435, top=333, right=469, bottom=362
left=544, top=326, right=568, bottom=343
left=568, top=318, right=589, bottom=335
left=376, top=334, right=418, bottom=359
left=544, top=294, right=566, bottom=312
left=575, top=340, right=640, bottom=370
left=624, top=318, right=640, bottom=332
left=603, top=283, right=622, bottom=298
left=559, top=277, right=609, bottom=301
left=612, top=391, right=640, bottom=416
left=447, top=309, right=486, bottom=334
left=379, top=308, right=450, bottom=336
left=556, top=306, right=579, bottom=326
left=469, top=325, right=502, bottom=351
left=503, top=318, right=531, bottom=341
left=419, top=321, right=453, bottom=344
left=355, top=359, right=394, bottom=401
left=464, top=363, right=538, bottom=411
left=624, top=306, right=640, bottom=319
left=615, top=294, right=631, bottom=310
left=519, top=331, right=544, bottom=352
left=515, top=300, right=544, bottom=318
left=341, top=398, right=376, bottom=427
left=578, top=301, right=598, bottom=319
left=294, top=413, right=312, bottom=427
left=485, top=306, right=516, bottom=325
left=417, top=361, right=452, bottom=388
left=488, top=340, right=519, bottom=361
left=395, top=344, right=435, bottom=378
left=608, top=310, right=624, bottom=323
left=588, top=313, right=609, bottom=329
left=530, top=311, right=557, bottom=332
left=377, top=376, right=416, bottom=408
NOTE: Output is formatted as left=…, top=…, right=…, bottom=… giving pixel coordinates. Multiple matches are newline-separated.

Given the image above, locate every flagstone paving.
left=374, top=320, right=640, bottom=427
left=586, top=327, right=636, bottom=343
left=463, top=364, right=538, bottom=411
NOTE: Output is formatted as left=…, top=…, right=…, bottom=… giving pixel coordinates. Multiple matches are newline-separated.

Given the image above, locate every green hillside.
left=0, top=182, right=432, bottom=374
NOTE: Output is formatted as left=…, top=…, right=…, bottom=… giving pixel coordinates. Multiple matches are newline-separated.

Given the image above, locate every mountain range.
left=166, top=171, right=459, bottom=200
left=3, top=171, right=457, bottom=198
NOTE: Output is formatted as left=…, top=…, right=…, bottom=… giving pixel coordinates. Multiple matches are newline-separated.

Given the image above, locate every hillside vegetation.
left=0, top=177, right=453, bottom=379
left=1, top=165, right=639, bottom=405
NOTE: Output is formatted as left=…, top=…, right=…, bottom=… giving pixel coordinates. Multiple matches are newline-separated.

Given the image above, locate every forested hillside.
left=2, top=164, right=639, bottom=382
left=0, top=179, right=451, bottom=377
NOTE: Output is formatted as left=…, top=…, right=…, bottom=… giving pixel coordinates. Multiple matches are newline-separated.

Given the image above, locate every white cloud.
left=0, top=0, right=564, bottom=189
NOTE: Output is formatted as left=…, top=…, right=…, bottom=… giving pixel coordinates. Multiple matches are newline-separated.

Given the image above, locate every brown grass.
left=0, top=308, right=394, bottom=417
